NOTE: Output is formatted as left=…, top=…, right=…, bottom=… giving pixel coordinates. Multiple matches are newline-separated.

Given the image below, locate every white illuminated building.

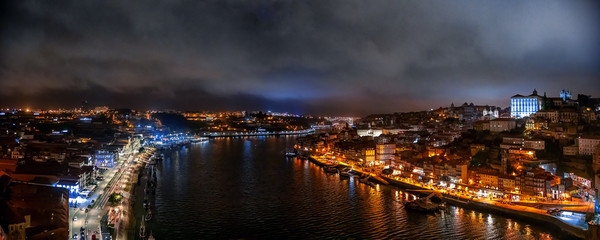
left=510, top=89, right=543, bottom=118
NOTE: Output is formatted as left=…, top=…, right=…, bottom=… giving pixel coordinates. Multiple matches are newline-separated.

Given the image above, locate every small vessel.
left=140, top=217, right=146, bottom=238
left=145, top=209, right=153, bottom=222
left=285, top=151, right=296, bottom=157
left=191, top=137, right=209, bottom=143
left=148, top=231, right=155, bottom=240
left=358, top=175, right=375, bottom=186
left=324, top=166, right=338, bottom=174
left=404, top=192, right=444, bottom=212
left=338, top=169, right=351, bottom=178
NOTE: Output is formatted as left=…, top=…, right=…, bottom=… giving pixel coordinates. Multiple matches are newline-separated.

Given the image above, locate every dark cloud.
left=1, top=0, right=599, bottom=115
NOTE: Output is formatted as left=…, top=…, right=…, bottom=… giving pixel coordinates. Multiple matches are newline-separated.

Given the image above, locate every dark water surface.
left=135, top=136, right=572, bottom=239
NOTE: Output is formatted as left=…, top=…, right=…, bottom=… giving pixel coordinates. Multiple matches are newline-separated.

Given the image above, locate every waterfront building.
left=498, top=175, right=517, bottom=192
left=516, top=170, right=555, bottom=198
left=364, top=147, right=376, bottom=165
left=511, top=89, right=543, bottom=118
left=450, top=162, right=469, bottom=183
left=375, top=143, right=395, bottom=166
left=476, top=171, right=499, bottom=189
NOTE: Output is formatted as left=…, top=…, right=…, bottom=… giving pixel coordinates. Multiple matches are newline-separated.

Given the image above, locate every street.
left=69, top=152, right=137, bottom=240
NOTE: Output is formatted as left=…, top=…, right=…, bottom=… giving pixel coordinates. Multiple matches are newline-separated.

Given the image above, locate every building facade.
left=511, top=89, right=543, bottom=118
left=578, top=136, right=600, bottom=156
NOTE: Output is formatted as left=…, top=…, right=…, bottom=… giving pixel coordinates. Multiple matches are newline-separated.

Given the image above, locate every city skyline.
left=1, top=1, right=599, bottom=115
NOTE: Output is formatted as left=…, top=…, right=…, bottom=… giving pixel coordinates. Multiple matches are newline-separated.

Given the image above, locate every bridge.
left=202, top=128, right=315, bottom=137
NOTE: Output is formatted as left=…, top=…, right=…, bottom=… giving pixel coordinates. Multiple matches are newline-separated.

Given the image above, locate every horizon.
left=1, top=1, right=599, bottom=115
left=0, top=87, right=593, bottom=117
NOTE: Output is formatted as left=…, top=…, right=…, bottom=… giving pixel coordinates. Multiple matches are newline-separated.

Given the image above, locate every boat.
left=145, top=209, right=153, bottom=221
left=358, top=175, right=371, bottom=184
left=148, top=231, right=155, bottom=240
left=358, top=176, right=376, bottom=187
left=143, top=199, right=150, bottom=209
left=191, top=137, right=209, bottom=143
left=285, top=151, right=296, bottom=157
left=338, top=169, right=351, bottom=178
left=140, top=217, right=147, bottom=238
left=324, top=166, right=338, bottom=174
left=404, top=192, right=444, bottom=212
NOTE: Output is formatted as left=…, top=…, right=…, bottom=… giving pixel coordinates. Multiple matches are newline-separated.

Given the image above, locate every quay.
left=305, top=154, right=589, bottom=239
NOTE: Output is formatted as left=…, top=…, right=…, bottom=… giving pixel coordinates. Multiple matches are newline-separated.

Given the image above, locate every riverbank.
left=118, top=148, right=156, bottom=240
left=306, top=155, right=588, bottom=239
left=381, top=175, right=588, bottom=239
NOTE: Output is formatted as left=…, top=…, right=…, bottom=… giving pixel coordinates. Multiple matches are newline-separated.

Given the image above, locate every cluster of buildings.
left=181, top=110, right=317, bottom=133
left=297, top=89, right=600, bottom=203
left=0, top=106, right=322, bottom=239
left=0, top=107, right=157, bottom=240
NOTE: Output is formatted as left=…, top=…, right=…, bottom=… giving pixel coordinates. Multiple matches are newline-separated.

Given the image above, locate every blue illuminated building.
left=55, top=179, right=80, bottom=199
left=511, top=89, right=543, bottom=118
left=95, top=150, right=116, bottom=168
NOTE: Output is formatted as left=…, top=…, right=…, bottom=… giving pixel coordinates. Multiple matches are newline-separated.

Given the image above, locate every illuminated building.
left=510, top=89, right=543, bottom=118
left=375, top=143, right=395, bottom=165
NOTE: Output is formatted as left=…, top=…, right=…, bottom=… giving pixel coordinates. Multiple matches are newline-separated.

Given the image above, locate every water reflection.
left=135, top=136, right=573, bottom=240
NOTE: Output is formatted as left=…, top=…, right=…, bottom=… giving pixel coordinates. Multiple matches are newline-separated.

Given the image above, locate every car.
left=73, top=216, right=77, bottom=221
left=73, top=233, right=78, bottom=239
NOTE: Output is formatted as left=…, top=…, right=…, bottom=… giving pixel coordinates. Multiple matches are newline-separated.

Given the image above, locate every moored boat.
left=338, top=169, right=351, bottom=178
left=145, top=209, right=153, bottom=222
left=140, top=217, right=146, bottom=238
left=404, top=192, right=444, bottom=212
left=285, top=151, right=296, bottom=157
left=324, top=166, right=338, bottom=174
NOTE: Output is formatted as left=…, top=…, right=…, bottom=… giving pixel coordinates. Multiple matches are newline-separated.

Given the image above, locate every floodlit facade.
left=510, top=89, right=543, bottom=118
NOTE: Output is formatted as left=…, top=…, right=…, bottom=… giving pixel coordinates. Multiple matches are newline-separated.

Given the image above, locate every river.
left=133, top=136, right=574, bottom=239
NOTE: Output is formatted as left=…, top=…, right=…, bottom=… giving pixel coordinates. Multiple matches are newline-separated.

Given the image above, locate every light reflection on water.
left=134, top=136, right=575, bottom=240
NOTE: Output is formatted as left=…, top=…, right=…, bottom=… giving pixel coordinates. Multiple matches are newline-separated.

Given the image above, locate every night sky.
left=1, top=1, right=599, bottom=115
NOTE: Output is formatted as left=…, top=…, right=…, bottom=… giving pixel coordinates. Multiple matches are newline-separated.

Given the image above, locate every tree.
left=108, top=193, right=122, bottom=206
left=470, top=151, right=490, bottom=167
